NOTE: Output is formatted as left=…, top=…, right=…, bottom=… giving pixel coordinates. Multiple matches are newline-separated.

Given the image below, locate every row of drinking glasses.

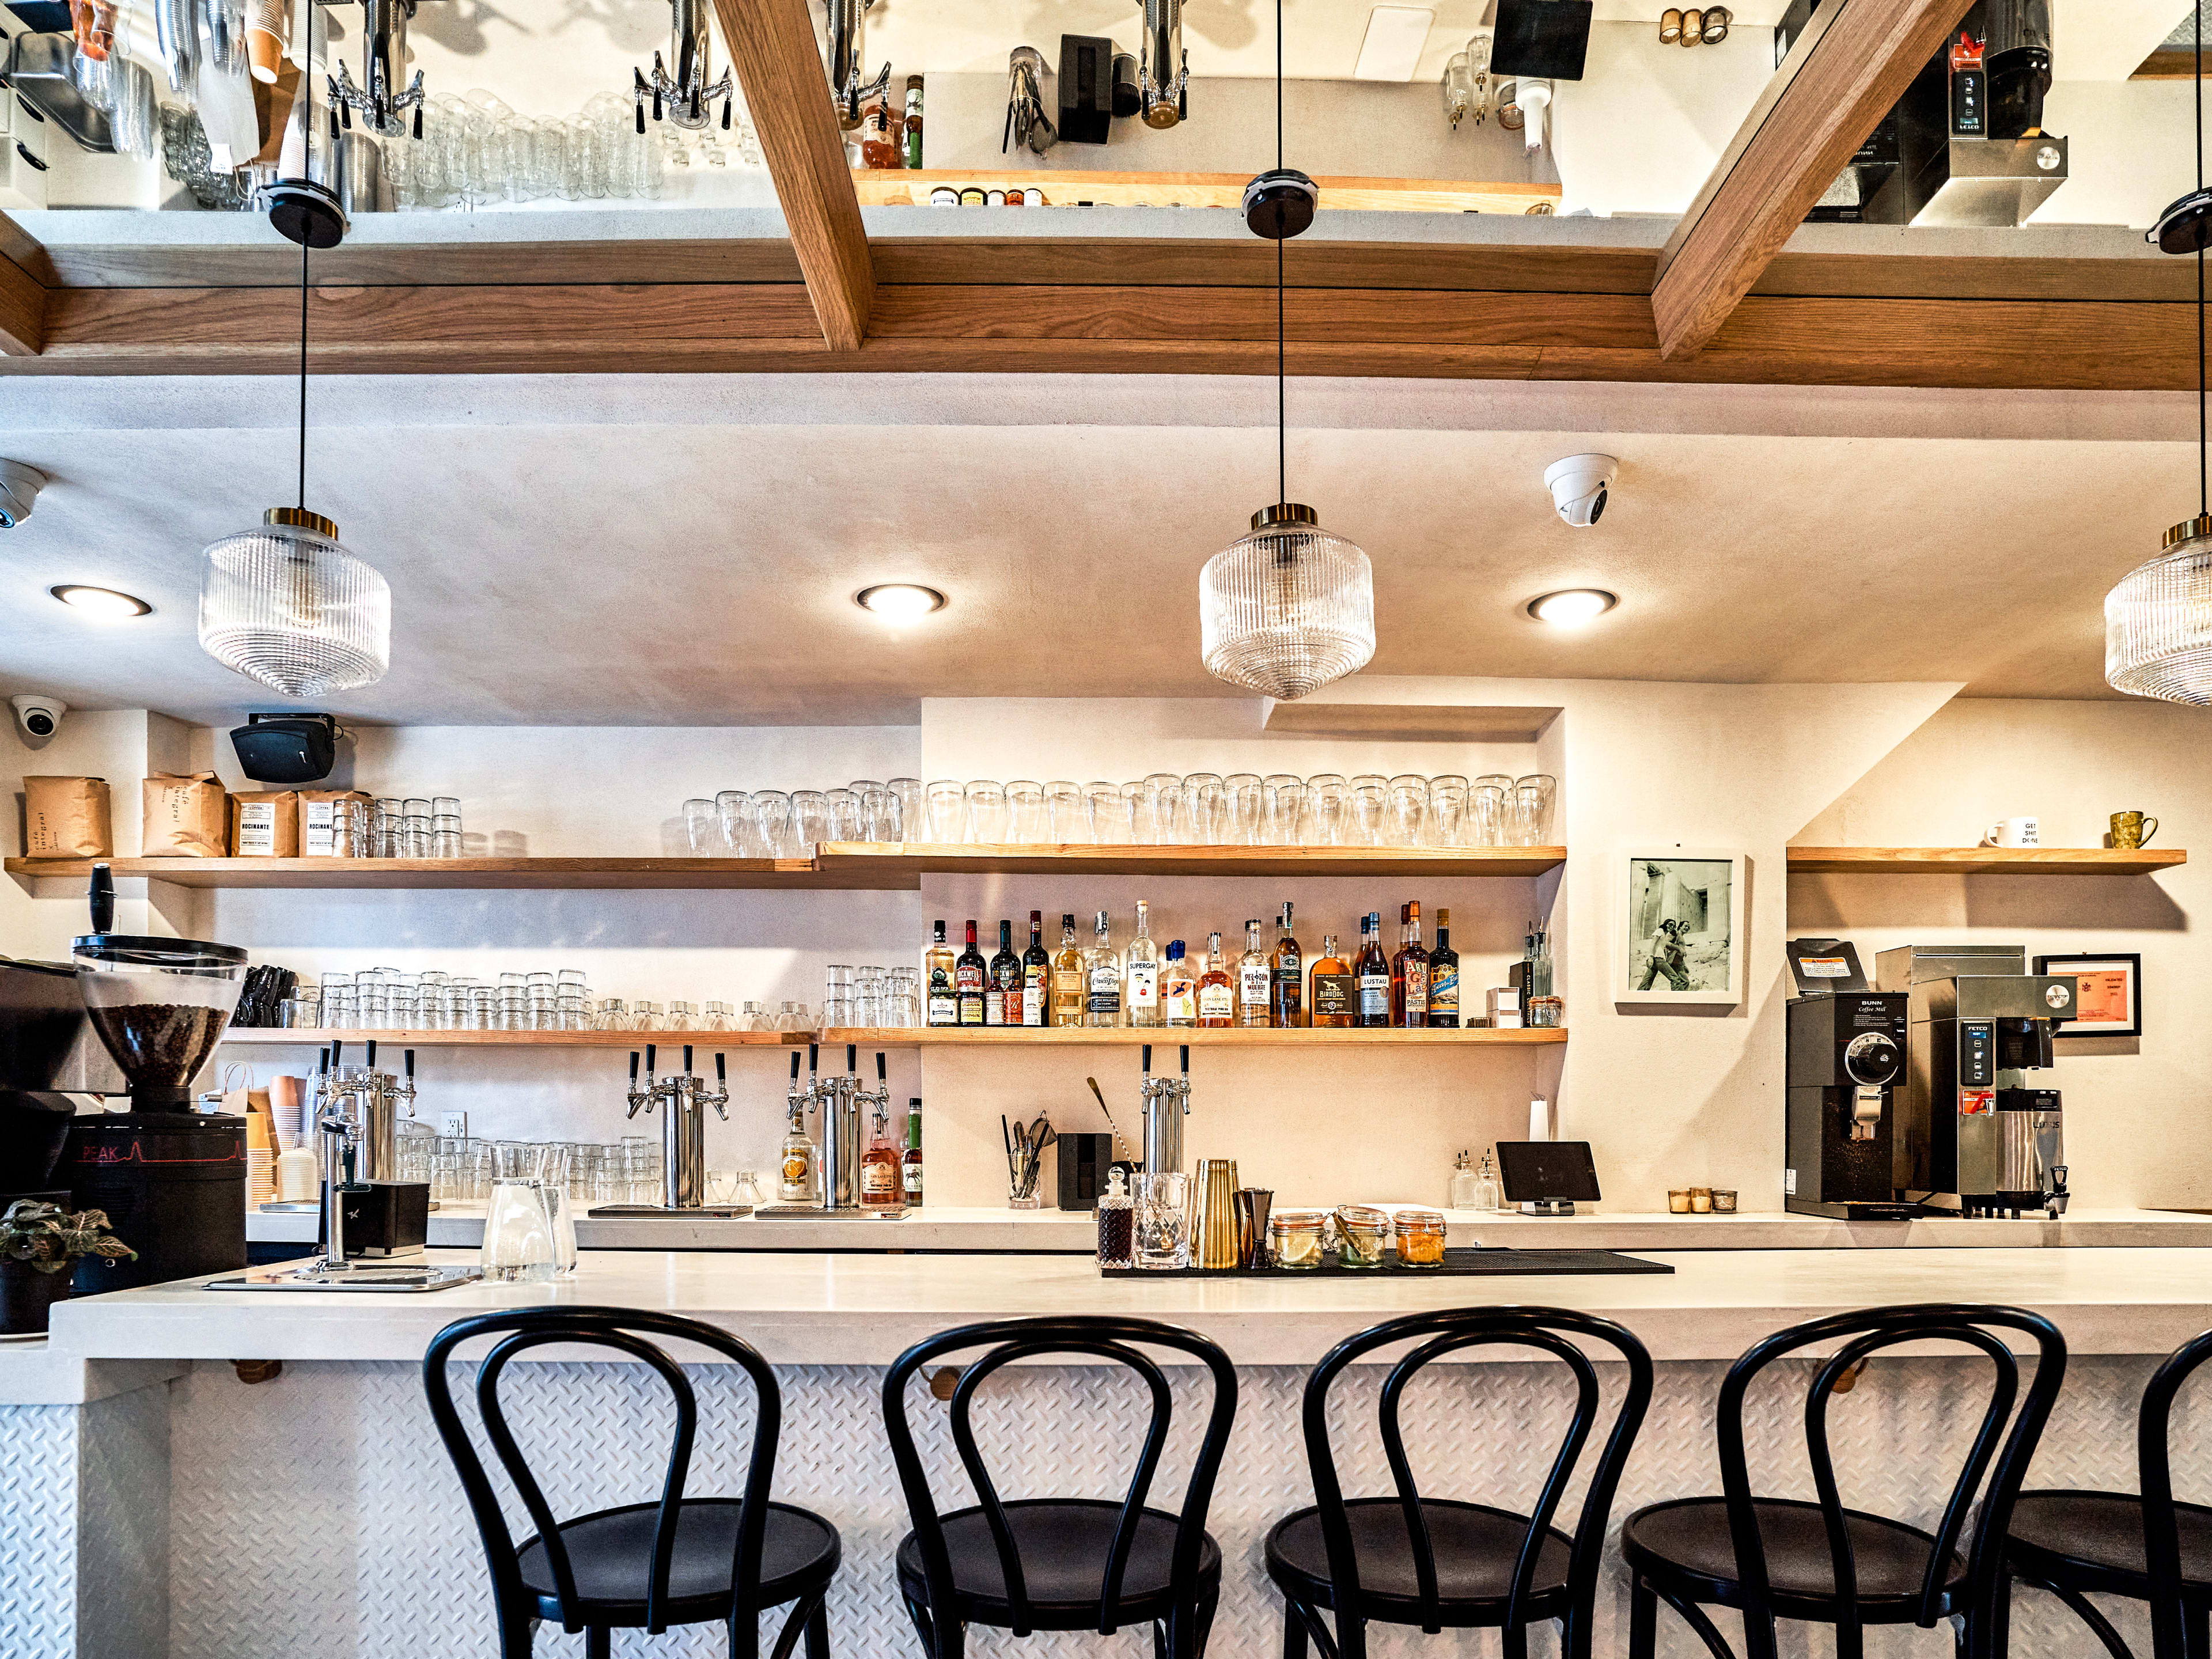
left=389, top=90, right=687, bottom=213
left=291, top=967, right=592, bottom=1031
left=823, top=966, right=921, bottom=1029
left=685, top=773, right=1557, bottom=853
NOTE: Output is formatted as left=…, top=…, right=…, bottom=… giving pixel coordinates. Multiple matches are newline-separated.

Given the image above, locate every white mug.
left=1986, top=816, right=2040, bottom=847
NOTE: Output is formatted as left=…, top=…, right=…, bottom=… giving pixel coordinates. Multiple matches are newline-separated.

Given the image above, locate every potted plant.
left=0, top=1200, right=135, bottom=1335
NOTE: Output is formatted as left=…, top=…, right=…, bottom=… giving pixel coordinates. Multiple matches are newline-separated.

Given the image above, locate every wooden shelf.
left=219, top=1029, right=808, bottom=1048
left=1786, top=847, right=2186, bottom=877
left=6, top=845, right=1565, bottom=893
left=852, top=169, right=1561, bottom=216
left=816, top=1026, right=1567, bottom=1047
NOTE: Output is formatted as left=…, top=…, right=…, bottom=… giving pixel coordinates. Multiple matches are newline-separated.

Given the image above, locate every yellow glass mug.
left=2111, top=811, right=2160, bottom=850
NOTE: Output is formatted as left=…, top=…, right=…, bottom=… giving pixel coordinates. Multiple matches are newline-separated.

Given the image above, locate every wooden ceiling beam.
left=711, top=0, right=872, bottom=350
left=1652, top=0, right=1975, bottom=359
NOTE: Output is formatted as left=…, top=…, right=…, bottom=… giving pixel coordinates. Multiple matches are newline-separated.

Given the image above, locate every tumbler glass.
left=1262, top=774, right=1305, bottom=846
left=403, top=813, right=432, bottom=859
left=1007, top=781, right=1048, bottom=843
left=965, top=781, right=1009, bottom=844
left=741, top=1000, right=768, bottom=1031
left=1135, top=1171, right=1191, bottom=1270
left=1350, top=775, right=1389, bottom=846
left=666, top=1001, right=696, bottom=1031
left=1512, top=774, right=1558, bottom=846
left=860, top=785, right=899, bottom=843
left=683, top=798, right=717, bottom=854
left=888, top=778, right=926, bottom=843
left=790, top=790, right=831, bottom=850
left=633, top=1001, right=662, bottom=1031
left=1085, top=781, right=1130, bottom=844
left=1388, top=774, right=1431, bottom=848
left=751, top=790, right=793, bottom=858
left=825, top=787, right=865, bottom=842
left=1043, top=781, right=1086, bottom=842
left=1471, top=775, right=1512, bottom=846
left=1428, top=776, right=1469, bottom=849
left=432, top=797, right=461, bottom=821
left=432, top=815, right=463, bottom=858
left=1224, top=774, right=1263, bottom=846
left=925, top=781, right=967, bottom=843
left=1181, top=774, right=1226, bottom=845
left=717, top=790, right=754, bottom=855
left=1142, top=772, right=1185, bottom=844
left=594, top=998, right=628, bottom=1031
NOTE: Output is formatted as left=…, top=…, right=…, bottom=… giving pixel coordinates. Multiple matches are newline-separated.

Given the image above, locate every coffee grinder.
left=1877, top=944, right=2073, bottom=1217
left=1783, top=938, right=1916, bottom=1219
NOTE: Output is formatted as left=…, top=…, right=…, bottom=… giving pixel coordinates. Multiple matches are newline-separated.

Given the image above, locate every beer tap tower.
left=1138, top=1043, right=1190, bottom=1174
left=596, top=1043, right=737, bottom=1214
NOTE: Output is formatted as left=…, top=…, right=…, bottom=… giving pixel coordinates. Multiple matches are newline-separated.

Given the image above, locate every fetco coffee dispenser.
left=1783, top=938, right=1915, bottom=1219
left=1876, top=944, right=2074, bottom=1217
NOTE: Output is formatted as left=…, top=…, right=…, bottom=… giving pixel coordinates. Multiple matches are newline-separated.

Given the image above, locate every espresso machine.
left=1876, top=944, right=2075, bottom=1216
left=1783, top=938, right=1917, bottom=1219
left=1138, top=1043, right=1190, bottom=1173
left=590, top=1043, right=738, bottom=1214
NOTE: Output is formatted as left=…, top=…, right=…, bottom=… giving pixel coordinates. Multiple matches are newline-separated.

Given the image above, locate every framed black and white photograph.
left=2035, top=952, right=2143, bottom=1039
left=1615, top=848, right=1747, bottom=1006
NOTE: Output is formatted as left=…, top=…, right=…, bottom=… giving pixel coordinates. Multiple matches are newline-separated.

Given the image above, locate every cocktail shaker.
left=1191, top=1157, right=1238, bottom=1270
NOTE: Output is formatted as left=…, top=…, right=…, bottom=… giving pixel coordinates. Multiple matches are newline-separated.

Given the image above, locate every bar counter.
left=9, top=1247, right=2209, bottom=1658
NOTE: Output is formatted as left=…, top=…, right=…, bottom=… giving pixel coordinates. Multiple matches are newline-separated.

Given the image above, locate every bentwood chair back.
left=2003, top=1326, right=2212, bottom=1659
left=423, top=1305, right=842, bottom=1659
left=1621, top=1302, right=2067, bottom=1659
left=880, top=1315, right=1238, bottom=1659
left=1264, top=1306, right=1653, bottom=1659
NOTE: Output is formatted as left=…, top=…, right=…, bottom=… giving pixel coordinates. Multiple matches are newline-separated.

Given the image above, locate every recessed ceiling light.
left=856, top=584, right=947, bottom=620
left=50, top=584, right=152, bottom=619
left=1525, top=588, right=1616, bottom=627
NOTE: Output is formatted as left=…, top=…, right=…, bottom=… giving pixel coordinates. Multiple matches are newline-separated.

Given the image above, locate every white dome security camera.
left=0, top=461, right=47, bottom=529
left=12, top=694, right=66, bottom=743
left=1544, top=453, right=1618, bottom=528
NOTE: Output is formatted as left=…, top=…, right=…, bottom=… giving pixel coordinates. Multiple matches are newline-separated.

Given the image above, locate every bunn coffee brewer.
left=1876, top=944, right=2075, bottom=1217
left=1783, top=938, right=1916, bottom=1219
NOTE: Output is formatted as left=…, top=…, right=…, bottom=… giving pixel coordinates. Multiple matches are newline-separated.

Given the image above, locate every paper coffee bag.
left=297, top=788, right=372, bottom=857
left=142, top=771, right=230, bottom=857
left=22, top=775, right=112, bottom=858
left=230, top=790, right=300, bottom=857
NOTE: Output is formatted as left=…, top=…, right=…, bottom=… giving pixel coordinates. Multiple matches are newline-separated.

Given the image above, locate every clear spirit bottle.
left=1125, top=899, right=1161, bottom=1028
left=1084, top=909, right=1123, bottom=1027
left=1162, top=940, right=1198, bottom=1027
left=1236, top=919, right=1272, bottom=1027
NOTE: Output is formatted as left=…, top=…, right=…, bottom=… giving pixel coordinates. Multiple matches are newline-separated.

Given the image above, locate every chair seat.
left=518, top=1497, right=840, bottom=1628
left=1623, top=1497, right=1965, bottom=1620
left=1265, top=1498, right=1574, bottom=1624
left=895, top=1499, right=1221, bottom=1630
left=2008, top=1489, right=2212, bottom=1596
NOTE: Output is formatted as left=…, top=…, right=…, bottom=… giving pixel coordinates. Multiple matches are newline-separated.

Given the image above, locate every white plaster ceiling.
left=0, top=373, right=2198, bottom=726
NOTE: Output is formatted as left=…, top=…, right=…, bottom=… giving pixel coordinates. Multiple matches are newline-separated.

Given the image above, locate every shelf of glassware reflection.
left=1784, top=847, right=2186, bottom=876
left=814, top=1027, right=1567, bottom=1047
left=5, top=845, right=1567, bottom=893
left=218, top=1029, right=809, bottom=1048
left=852, top=170, right=1562, bottom=214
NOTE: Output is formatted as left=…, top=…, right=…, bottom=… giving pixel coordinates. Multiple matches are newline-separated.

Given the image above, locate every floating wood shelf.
left=852, top=169, right=1562, bottom=215
left=219, top=1029, right=806, bottom=1048
left=6, top=845, right=1565, bottom=893
left=816, top=1026, right=1566, bottom=1048
left=1785, top=847, right=2186, bottom=877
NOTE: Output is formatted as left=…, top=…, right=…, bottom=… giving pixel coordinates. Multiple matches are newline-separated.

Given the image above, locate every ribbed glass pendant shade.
left=1200, top=503, right=1376, bottom=700
left=2106, top=515, right=2212, bottom=703
left=199, top=509, right=391, bottom=695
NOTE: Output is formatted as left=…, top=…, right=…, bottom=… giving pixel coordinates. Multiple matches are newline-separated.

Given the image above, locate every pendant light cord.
left=2197, top=0, right=2205, bottom=517
left=297, top=0, right=313, bottom=512
left=1275, top=0, right=1286, bottom=506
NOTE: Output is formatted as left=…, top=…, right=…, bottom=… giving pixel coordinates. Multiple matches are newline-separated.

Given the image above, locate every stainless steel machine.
left=753, top=1043, right=888, bottom=1215
left=591, top=1043, right=737, bottom=1215
left=1876, top=944, right=2075, bottom=1217
left=1138, top=1043, right=1190, bottom=1174
left=1783, top=938, right=1918, bottom=1220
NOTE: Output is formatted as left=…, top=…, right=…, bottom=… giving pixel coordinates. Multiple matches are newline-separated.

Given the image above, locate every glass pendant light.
left=2106, top=7, right=2212, bottom=702
left=1198, top=0, right=1375, bottom=702
left=199, top=1, right=391, bottom=698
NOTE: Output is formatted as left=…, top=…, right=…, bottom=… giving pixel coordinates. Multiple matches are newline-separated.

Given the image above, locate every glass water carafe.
left=481, top=1177, right=558, bottom=1283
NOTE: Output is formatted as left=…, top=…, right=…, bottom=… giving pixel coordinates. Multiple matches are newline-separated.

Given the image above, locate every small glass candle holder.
left=1668, top=1189, right=1692, bottom=1214
left=1690, top=1187, right=1714, bottom=1214
left=1711, top=1188, right=1738, bottom=1214
left=1393, top=1207, right=1447, bottom=1268
left=1268, top=1209, right=1328, bottom=1270
left=1335, top=1205, right=1391, bottom=1269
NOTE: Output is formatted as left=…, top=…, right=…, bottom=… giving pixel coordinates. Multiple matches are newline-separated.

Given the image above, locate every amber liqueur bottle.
left=859, top=103, right=903, bottom=169
left=1050, top=912, right=1085, bottom=1026
left=1270, top=902, right=1303, bottom=1028
left=987, top=920, right=1021, bottom=1026
left=1427, top=906, right=1461, bottom=1028
left=1392, top=900, right=1431, bottom=1028
left=956, top=920, right=987, bottom=1026
left=1308, top=933, right=1353, bottom=1028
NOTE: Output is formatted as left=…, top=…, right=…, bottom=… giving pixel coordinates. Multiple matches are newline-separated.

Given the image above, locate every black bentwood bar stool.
left=881, top=1315, right=1238, bottom=1659
left=1264, top=1307, right=1654, bottom=1659
left=1621, top=1304, right=2067, bottom=1659
left=2002, top=1327, right=2212, bottom=1659
left=423, top=1307, right=842, bottom=1659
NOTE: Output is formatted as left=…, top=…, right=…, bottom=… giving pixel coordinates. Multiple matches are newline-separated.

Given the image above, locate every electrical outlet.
left=440, top=1111, right=467, bottom=1139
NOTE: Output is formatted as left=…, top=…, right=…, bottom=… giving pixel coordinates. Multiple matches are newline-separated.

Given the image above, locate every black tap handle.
left=635, top=98, right=646, bottom=134
left=631, top=1051, right=641, bottom=1085
left=88, top=863, right=114, bottom=934
left=330, top=1039, right=343, bottom=1068
left=1180, top=1044, right=1190, bottom=1074
left=646, top=1043, right=658, bottom=1074
left=721, top=95, right=732, bottom=130
left=876, top=1051, right=887, bottom=1082
left=808, top=1042, right=819, bottom=1074
left=846, top=1044, right=857, bottom=1073
left=789, top=1050, right=801, bottom=1081
left=404, top=1049, right=414, bottom=1081
left=1142, top=1044, right=1153, bottom=1071
left=683, top=1044, right=694, bottom=1074
left=365, top=1039, right=377, bottom=1070
left=715, top=1052, right=726, bottom=1085
left=412, top=103, right=423, bottom=140
left=319, top=1045, right=331, bottom=1075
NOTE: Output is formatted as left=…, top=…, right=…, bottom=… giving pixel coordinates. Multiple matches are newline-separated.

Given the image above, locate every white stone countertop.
left=244, top=1203, right=2212, bottom=1253
left=50, top=1246, right=2212, bottom=1369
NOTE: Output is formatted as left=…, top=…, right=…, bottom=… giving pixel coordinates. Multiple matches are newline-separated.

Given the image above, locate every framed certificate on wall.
left=2034, top=952, right=2142, bottom=1039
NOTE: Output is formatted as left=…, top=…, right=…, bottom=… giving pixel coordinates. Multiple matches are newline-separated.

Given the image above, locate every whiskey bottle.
left=1084, top=909, right=1123, bottom=1027
left=987, top=919, right=1021, bottom=1027
left=1196, top=931, right=1234, bottom=1028
left=1392, top=900, right=1431, bottom=1028
left=859, top=102, right=902, bottom=169
left=925, top=921, right=957, bottom=1028
left=1270, top=902, right=1303, bottom=1028
left=860, top=1101, right=902, bottom=1209
left=777, top=1099, right=817, bottom=1204
left=1355, top=912, right=1391, bottom=1027
left=1126, top=899, right=1161, bottom=1028
left=1236, top=919, right=1272, bottom=1028
left=1309, top=933, right=1353, bottom=1028
left=1162, top=940, right=1198, bottom=1026
left=1051, top=912, right=1085, bottom=1027
left=1428, top=906, right=1461, bottom=1028
left=956, top=920, right=987, bottom=1027
left=1021, top=910, right=1050, bottom=1027
left=902, top=1099, right=924, bottom=1205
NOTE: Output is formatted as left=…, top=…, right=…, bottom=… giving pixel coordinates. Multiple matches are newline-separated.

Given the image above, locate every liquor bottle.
left=1309, top=933, right=1353, bottom=1028
left=1236, top=919, right=1271, bottom=1028
left=1392, top=900, right=1430, bottom=1028
left=859, top=102, right=902, bottom=169
left=860, top=1100, right=902, bottom=1209
left=1051, top=912, right=1085, bottom=1026
left=777, top=1099, right=817, bottom=1204
left=956, top=919, right=987, bottom=1027
left=1355, top=911, right=1391, bottom=1027
left=902, top=1099, right=924, bottom=1205
left=987, top=919, right=1021, bottom=1026
left=925, top=921, right=957, bottom=1028
left=1270, top=902, right=1303, bottom=1028
left=1084, top=909, right=1122, bottom=1027
left=1021, top=910, right=1050, bottom=1027
left=1162, top=940, right=1198, bottom=1026
left=1197, top=930, right=1234, bottom=1028
left=902, top=73, right=924, bottom=167
left=1428, top=906, right=1461, bottom=1028
left=1125, top=899, right=1161, bottom=1027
